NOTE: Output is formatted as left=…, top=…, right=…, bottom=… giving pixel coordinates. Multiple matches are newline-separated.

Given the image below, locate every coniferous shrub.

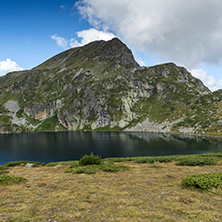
left=79, top=153, right=101, bottom=166
left=182, top=173, right=222, bottom=190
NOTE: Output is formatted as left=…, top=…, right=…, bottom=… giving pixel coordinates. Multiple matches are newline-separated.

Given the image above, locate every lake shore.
left=1, top=154, right=222, bottom=221
left=1, top=129, right=222, bottom=139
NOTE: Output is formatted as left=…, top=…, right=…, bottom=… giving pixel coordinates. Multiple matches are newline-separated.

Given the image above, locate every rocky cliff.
left=0, top=38, right=222, bottom=136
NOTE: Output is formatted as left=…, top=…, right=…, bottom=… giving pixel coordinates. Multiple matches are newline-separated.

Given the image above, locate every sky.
left=1, top=0, right=222, bottom=91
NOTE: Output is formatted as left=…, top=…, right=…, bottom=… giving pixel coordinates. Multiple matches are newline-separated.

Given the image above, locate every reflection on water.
left=0, top=131, right=222, bottom=165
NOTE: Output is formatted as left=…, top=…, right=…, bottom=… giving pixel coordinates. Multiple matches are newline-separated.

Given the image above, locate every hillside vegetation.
left=1, top=38, right=222, bottom=136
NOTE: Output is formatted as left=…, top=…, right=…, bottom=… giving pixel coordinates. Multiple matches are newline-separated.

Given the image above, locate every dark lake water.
left=1, top=131, right=222, bottom=165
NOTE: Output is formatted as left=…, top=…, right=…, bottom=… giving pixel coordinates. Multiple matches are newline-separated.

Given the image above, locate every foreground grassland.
left=1, top=155, right=222, bottom=221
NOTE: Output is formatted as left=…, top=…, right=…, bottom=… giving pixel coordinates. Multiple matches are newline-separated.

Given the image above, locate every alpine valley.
left=1, top=38, right=222, bottom=136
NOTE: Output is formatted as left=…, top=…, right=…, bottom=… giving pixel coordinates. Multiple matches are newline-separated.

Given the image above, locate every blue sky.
left=1, top=0, right=222, bottom=91
left=0, top=0, right=90, bottom=69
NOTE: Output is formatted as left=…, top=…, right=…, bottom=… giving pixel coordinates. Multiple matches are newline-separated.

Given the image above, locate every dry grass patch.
left=0, top=162, right=222, bottom=221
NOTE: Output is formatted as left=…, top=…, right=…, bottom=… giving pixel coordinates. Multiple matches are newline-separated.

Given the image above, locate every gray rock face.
left=0, top=38, right=221, bottom=136
left=24, top=100, right=63, bottom=120
left=98, top=38, right=140, bottom=68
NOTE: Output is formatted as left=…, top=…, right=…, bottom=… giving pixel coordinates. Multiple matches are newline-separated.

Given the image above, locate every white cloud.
left=75, top=0, right=222, bottom=68
left=70, top=28, right=116, bottom=47
left=51, top=28, right=115, bottom=49
left=51, top=34, right=69, bottom=50
left=0, top=59, right=24, bottom=76
left=191, top=69, right=222, bottom=91
left=136, top=59, right=146, bottom=67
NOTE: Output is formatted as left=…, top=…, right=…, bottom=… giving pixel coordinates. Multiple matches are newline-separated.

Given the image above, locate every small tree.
left=79, top=152, right=101, bottom=166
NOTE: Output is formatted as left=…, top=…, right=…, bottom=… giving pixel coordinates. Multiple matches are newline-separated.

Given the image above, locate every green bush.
left=4, top=161, right=45, bottom=167
left=79, top=153, right=101, bottom=166
left=0, top=175, right=27, bottom=185
left=66, top=162, right=130, bottom=174
left=0, top=166, right=8, bottom=170
left=135, top=156, right=175, bottom=164
left=0, top=166, right=9, bottom=175
left=100, top=163, right=130, bottom=172
left=135, top=158, right=156, bottom=164
left=182, top=173, right=222, bottom=190
left=73, top=166, right=97, bottom=174
left=105, top=157, right=133, bottom=162
left=0, top=170, right=9, bottom=175
left=65, top=169, right=74, bottom=173
left=105, top=153, right=222, bottom=165
left=176, top=158, right=217, bottom=166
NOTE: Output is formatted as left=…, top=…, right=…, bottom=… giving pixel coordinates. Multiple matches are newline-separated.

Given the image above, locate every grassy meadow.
left=0, top=153, right=222, bottom=221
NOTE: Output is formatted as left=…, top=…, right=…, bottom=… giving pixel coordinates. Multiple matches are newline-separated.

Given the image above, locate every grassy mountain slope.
left=0, top=38, right=222, bottom=136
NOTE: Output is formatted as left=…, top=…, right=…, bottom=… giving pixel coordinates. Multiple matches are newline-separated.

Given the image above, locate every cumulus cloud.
left=51, top=34, right=69, bottom=49
left=0, top=59, right=24, bottom=76
left=75, top=0, right=222, bottom=68
left=191, top=69, right=222, bottom=91
left=70, top=28, right=116, bottom=47
left=51, top=28, right=115, bottom=49
left=136, top=59, right=147, bottom=67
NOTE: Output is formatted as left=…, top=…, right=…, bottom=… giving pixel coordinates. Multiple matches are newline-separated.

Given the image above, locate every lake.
left=0, top=131, right=222, bottom=165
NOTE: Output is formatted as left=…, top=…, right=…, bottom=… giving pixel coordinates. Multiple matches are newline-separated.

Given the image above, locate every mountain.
left=0, top=38, right=222, bottom=136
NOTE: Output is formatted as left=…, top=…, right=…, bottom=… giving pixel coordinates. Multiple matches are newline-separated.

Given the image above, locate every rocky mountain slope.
left=1, top=38, right=222, bottom=136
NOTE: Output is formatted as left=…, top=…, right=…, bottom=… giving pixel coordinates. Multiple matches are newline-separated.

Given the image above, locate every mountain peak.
left=96, top=37, right=139, bottom=68
left=34, top=37, right=139, bottom=70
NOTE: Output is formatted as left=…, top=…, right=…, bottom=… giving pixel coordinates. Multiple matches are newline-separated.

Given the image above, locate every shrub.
left=73, top=166, right=97, bottom=174
left=135, top=156, right=175, bottom=164
left=176, top=158, right=217, bottom=166
left=4, top=161, right=45, bottom=168
left=155, top=157, right=175, bottom=163
left=100, top=163, right=130, bottom=172
left=0, top=175, right=27, bottom=185
left=65, top=169, right=74, bottom=173
left=66, top=162, right=130, bottom=174
left=135, top=158, right=156, bottom=164
left=105, top=157, right=133, bottom=162
left=0, top=170, right=9, bottom=175
left=0, top=166, right=8, bottom=170
left=0, top=166, right=9, bottom=175
left=182, top=173, right=222, bottom=190
left=79, top=153, right=101, bottom=166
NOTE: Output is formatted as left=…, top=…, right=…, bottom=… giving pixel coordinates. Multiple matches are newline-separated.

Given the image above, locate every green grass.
left=105, top=153, right=222, bottom=166
left=176, top=157, right=217, bottom=166
left=72, top=165, right=98, bottom=174
left=0, top=166, right=9, bottom=175
left=67, top=163, right=130, bottom=174
left=46, top=160, right=79, bottom=167
left=100, top=163, right=130, bottom=172
left=0, top=175, right=27, bottom=185
left=148, top=165, right=163, bottom=169
left=1, top=152, right=222, bottom=220
left=0, top=170, right=9, bottom=175
left=35, top=114, right=66, bottom=132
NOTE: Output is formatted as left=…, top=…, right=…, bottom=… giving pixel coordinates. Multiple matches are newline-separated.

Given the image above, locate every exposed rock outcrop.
left=0, top=38, right=221, bottom=136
